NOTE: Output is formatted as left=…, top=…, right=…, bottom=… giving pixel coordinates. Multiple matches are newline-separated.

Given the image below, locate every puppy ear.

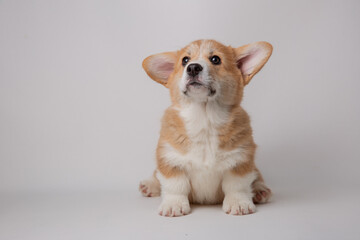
left=142, top=51, right=177, bottom=87
left=234, top=42, right=273, bottom=85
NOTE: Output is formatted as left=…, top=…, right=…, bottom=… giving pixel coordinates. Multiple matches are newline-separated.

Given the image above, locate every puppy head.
left=142, top=40, right=272, bottom=105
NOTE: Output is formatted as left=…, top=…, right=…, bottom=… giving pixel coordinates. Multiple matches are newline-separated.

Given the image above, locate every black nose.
left=187, top=63, right=203, bottom=77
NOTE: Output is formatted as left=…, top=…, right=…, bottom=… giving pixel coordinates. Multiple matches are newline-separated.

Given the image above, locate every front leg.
left=222, top=170, right=257, bottom=215
left=157, top=171, right=191, bottom=217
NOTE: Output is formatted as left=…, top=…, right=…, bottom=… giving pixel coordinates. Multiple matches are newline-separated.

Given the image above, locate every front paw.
left=223, top=193, right=256, bottom=215
left=158, top=195, right=191, bottom=217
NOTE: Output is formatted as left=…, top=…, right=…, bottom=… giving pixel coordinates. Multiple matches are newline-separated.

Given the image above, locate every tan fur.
left=156, top=146, right=184, bottom=178
left=231, top=145, right=256, bottom=176
left=155, top=108, right=190, bottom=178
left=160, top=108, right=190, bottom=154
left=218, top=106, right=253, bottom=151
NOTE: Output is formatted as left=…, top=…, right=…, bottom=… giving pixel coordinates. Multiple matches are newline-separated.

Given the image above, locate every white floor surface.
left=1, top=183, right=359, bottom=240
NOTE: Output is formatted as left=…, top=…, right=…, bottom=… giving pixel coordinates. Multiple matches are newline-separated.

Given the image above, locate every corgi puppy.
left=139, top=40, right=273, bottom=217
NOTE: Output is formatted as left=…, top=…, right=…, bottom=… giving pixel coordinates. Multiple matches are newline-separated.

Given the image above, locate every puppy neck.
left=175, top=100, right=231, bottom=129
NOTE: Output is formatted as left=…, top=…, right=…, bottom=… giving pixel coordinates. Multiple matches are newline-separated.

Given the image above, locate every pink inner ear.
left=237, top=47, right=265, bottom=75
left=237, top=55, right=251, bottom=73
left=152, top=58, right=175, bottom=80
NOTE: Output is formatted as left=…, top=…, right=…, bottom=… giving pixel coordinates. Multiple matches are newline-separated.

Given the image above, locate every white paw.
left=252, top=182, right=272, bottom=204
left=223, top=193, right=256, bottom=215
left=158, top=195, right=191, bottom=217
left=139, top=179, right=160, bottom=197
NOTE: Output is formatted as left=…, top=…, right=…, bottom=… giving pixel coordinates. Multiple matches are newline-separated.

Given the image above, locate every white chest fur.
left=161, top=102, right=246, bottom=204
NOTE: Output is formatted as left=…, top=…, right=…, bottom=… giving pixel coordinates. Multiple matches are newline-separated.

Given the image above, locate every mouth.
left=187, top=80, right=204, bottom=88
left=183, top=79, right=216, bottom=97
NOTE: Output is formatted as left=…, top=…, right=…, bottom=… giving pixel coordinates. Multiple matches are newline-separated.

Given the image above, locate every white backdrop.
left=0, top=0, right=359, bottom=239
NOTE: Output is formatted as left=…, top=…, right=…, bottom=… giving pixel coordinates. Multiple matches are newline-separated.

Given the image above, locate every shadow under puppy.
left=139, top=39, right=272, bottom=217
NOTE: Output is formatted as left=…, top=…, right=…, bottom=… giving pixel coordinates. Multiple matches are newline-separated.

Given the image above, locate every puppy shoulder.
left=159, top=106, right=190, bottom=154
left=218, top=106, right=254, bottom=150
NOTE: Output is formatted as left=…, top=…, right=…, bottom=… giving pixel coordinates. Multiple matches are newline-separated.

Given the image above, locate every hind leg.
left=139, top=170, right=161, bottom=197
left=252, top=168, right=272, bottom=204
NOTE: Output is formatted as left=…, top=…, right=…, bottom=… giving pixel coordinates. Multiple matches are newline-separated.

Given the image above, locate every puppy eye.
left=210, top=55, right=221, bottom=65
left=182, top=56, right=190, bottom=66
